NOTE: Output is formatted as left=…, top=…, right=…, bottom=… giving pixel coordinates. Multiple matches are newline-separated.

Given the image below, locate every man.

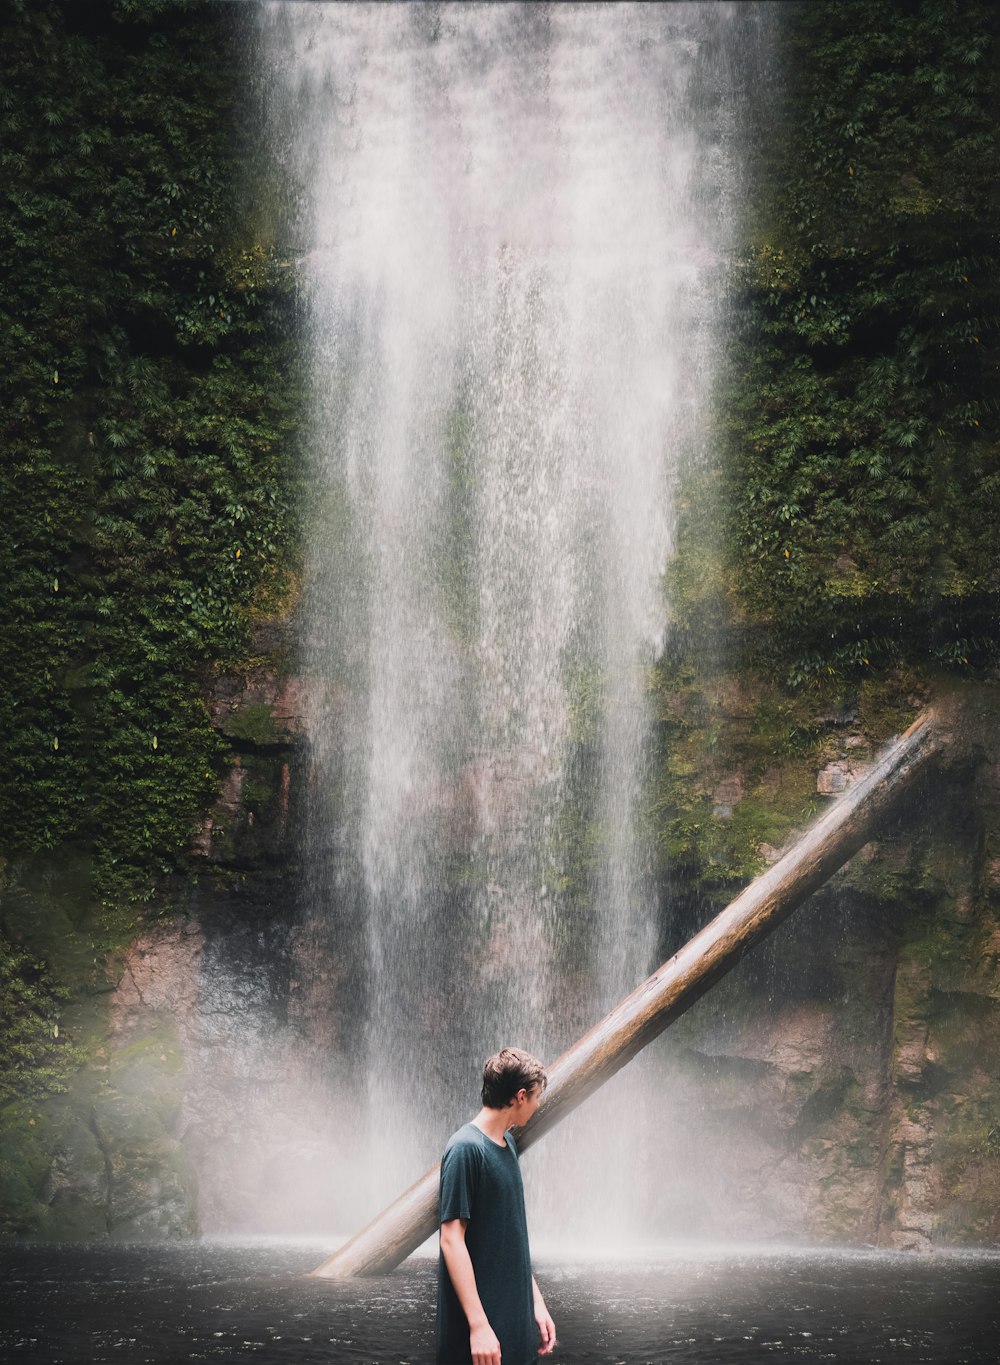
left=436, top=1047, right=557, bottom=1365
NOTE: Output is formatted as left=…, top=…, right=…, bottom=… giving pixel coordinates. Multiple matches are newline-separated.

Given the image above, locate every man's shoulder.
left=442, top=1122, right=486, bottom=1160
left=442, top=1124, right=520, bottom=1171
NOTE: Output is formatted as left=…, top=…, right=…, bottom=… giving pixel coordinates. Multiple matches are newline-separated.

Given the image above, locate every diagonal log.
left=311, top=708, right=941, bottom=1278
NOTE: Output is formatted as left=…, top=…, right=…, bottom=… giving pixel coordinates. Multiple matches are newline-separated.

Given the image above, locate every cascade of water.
left=256, top=0, right=760, bottom=1246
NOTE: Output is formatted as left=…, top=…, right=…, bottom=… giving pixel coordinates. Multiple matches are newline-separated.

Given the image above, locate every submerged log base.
left=311, top=709, right=941, bottom=1279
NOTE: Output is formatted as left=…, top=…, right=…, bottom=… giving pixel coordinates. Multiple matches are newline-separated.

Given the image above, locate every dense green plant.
left=0, top=938, right=79, bottom=1104
left=0, top=0, right=302, bottom=902
left=717, top=0, right=999, bottom=685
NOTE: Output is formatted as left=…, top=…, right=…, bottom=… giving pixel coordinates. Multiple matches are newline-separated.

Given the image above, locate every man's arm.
left=440, top=1218, right=502, bottom=1365
left=531, top=1275, right=556, bottom=1357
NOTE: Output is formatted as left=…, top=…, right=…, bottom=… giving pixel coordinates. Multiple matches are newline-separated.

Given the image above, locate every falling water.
left=257, top=1, right=758, bottom=1246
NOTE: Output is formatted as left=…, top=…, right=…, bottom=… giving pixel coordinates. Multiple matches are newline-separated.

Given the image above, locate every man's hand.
left=533, top=1279, right=556, bottom=1356
left=534, top=1299, right=556, bottom=1354
left=469, top=1319, right=502, bottom=1365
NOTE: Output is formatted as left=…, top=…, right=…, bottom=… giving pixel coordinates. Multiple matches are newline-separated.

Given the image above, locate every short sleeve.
left=439, top=1139, right=481, bottom=1225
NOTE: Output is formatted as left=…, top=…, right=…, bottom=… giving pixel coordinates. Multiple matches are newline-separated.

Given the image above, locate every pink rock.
left=816, top=759, right=872, bottom=795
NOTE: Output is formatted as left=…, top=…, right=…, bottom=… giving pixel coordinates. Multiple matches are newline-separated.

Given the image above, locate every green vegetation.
left=0, top=0, right=302, bottom=1154
left=657, top=0, right=999, bottom=904
left=672, top=0, right=999, bottom=688
left=0, top=940, right=80, bottom=1106
left=0, top=0, right=301, bottom=909
left=747, top=0, right=999, bottom=676
left=224, top=703, right=279, bottom=748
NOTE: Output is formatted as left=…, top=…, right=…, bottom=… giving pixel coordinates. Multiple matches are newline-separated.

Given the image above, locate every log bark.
left=311, top=708, right=940, bottom=1278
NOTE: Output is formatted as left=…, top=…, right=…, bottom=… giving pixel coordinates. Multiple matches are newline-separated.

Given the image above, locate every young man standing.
left=436, top=1047, right=557, bottom=1365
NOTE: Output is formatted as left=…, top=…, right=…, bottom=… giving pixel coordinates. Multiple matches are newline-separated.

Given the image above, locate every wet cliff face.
left=648, top=679, right=1000, bottom=1251
left=3, top=0, right=997, bottom=1252
left=0, top=619, right=310, bottom=1241
left=5, top=649, right=997, bottom=1250
left=660, top=859, right=1000, bottom=1250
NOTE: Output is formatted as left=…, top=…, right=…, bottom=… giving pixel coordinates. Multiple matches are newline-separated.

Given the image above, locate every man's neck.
left=471, top=1105, right=510, bottom=1145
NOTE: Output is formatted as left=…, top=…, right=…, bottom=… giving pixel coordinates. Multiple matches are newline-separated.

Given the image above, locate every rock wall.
left=3, top=658, right=999, bottom=1248
left=650, top=679, right=1000, bottom=1250
left=1, top=619, right=312, bottom=1240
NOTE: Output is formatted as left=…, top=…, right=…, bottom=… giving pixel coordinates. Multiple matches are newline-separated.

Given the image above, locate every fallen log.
left=311, top=708, right=941, bottom=1278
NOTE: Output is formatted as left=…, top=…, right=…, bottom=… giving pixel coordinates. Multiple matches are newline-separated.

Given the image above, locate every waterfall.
left=257, top=0, right=756, bottom=1247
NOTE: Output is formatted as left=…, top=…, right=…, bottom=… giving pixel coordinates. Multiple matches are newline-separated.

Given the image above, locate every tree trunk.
left=311, top=708, right=941, bottom=1278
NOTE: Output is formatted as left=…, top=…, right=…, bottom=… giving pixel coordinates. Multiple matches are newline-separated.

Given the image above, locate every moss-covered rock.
left=91, top=1091, right=196, bottom=1240
left=0, top=1101, right=58, bottom=1237
left=42, top=1116, right=111, bottom=1240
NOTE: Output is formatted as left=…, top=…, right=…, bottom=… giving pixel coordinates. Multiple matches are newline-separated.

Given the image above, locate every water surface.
left=3, top=1243, right=998, bottom=1363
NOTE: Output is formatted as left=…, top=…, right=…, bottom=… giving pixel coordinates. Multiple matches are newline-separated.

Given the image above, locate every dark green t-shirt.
left=436, top=1122, right=536, bottom=1365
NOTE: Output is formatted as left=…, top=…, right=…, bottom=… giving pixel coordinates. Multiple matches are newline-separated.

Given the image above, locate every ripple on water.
left=1, top=1244, right=999, bottom=1364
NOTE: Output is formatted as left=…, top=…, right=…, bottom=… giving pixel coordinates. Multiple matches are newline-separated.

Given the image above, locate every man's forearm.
left=441, top=1235, right=490, bottom=1331
left=441, top=1230, right=503, bottom=1364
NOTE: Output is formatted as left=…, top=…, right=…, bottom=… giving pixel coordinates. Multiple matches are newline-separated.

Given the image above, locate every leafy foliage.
left=0, top=0, right=302, bottom=900
left=0, top=938, right=79, bottom=1105
left=721, top=0, right=1000, bottom=684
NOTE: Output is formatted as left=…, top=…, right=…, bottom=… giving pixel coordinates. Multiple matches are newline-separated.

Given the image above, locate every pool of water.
left=2, top=1242, right=998, bottom=1364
